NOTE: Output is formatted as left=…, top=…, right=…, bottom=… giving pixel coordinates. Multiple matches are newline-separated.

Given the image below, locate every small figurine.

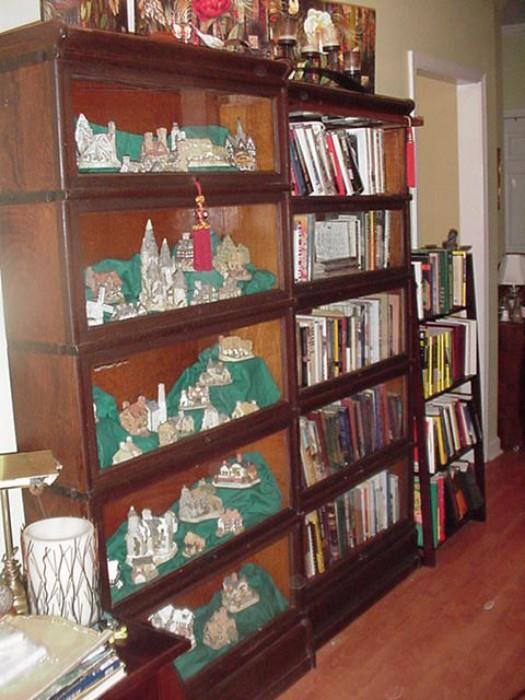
left=75, top=113, right=121, bottom=170
left=130, top=555, right=158, bottom=584
left=145, top=383, right=167, bottom=432
left=443, top=228, right=459, bottom=249
left=119, top=396, right=150, bottom=436
left=201, top=405, right=230, bottom=431
left=158, top=411, right=195, bottom=447
left=179, top=384, right=211, bottom=411
left=190, top=280, right=219, bottom=306
left=112, top=436, right=143, bottom=465
left=123, top=127, right=180, bottom=173
left=212, top=454, right=260, bottom=489
left=228, top=117, right=257, bottom=172
left=213, top=235, right=252, bottom=281
left=218, top=275, right=242, bottom=300
left=202, top=606, right=239, bottom=650
left=173, top=268, right=188, bottom=308
left=216, top=508, right=244, bottom=537
left=174, top=232, right=195, bottom=271
left=149, top=605, right=196, bottom=649
left=182, top=531, right=206, bottom=558
left=231, top=400, right=259, bottom=419
left=107, top=560, right=123, bottom=589
left=178, top=480, right=224, bottom=523
left=112, top=302, right=141, bottom=321
left=221, top=572, right=260, bottom=613
left=199, top=358, right=232, bottom=387
left=85, top=268, right=125, bottom=305
left=218, top=335, right=254, bottom=362
left=139, top=220, right=177, bottom=313
left=125, top=505, right=178, bottom=569
left=86, top=287, right=116, bottom=326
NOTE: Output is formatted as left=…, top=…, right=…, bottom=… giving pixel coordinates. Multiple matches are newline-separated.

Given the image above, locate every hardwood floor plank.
left=279, top=452, right=525, bottom=700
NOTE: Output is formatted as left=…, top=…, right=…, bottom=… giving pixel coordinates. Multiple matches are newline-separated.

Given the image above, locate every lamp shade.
left=499, top=253, right=525, bottom=286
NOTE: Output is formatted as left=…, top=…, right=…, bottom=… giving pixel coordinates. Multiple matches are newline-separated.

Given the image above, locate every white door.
left=504, top=116, right=525, bottom=253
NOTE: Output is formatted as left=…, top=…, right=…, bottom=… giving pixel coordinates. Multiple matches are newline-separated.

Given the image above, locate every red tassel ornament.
left=192, top=178, right=213, bottom=271
left=406, top=126, right=416, bottom=189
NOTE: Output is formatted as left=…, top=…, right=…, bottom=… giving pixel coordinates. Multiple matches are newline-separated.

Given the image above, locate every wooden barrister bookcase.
left=0, top=20, right=422, bottom=699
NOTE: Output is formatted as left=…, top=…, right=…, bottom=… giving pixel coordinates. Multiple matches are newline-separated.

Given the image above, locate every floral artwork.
left=133, top=1, right=374, bottom=92
left=41, top=0, right=129, bottom=31
left=134, top=0, right=273, bottom=52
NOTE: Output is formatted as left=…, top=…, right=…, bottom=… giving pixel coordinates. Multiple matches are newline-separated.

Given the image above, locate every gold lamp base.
left=0, top=548, right=28, bottom=615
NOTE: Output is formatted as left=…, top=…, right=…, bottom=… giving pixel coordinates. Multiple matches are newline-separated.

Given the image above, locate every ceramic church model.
left=75, top=114, right=121, bottom=170
left=125, top=505, right=178, bottom=582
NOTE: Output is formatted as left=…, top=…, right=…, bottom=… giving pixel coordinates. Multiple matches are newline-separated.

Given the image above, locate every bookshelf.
left=0, top=22, right=313, bottom=700
left=411, top=249, right=486, bottom=567
left=287, top=81, right=420, bottom=647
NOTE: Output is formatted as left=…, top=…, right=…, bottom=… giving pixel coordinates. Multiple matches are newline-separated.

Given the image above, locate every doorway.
left=407, top=51, right=495, bottom=459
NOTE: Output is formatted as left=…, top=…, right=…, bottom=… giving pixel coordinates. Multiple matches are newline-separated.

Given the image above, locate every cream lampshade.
left=499, top=253, right=525, bottom=322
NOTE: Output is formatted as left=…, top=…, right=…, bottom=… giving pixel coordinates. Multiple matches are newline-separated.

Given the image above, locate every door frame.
left=407, top=50, right=496, bottom=460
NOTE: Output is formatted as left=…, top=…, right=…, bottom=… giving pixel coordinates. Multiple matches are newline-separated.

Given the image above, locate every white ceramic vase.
left=23, top=517, right=100, bottom=626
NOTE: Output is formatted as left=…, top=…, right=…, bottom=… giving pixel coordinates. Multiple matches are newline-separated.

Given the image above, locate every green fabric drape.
left=80, top=122, right=238, bottom=172
left=106, top=451, right=282, bottom=604
left=94, top=343, right=281, bottom=468
left=173, top=563, right=289, bottom=680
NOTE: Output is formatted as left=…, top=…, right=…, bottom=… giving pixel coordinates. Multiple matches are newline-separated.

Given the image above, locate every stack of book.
left=411, top=247, right=468, bottom=319
left=304, top=469, right=401, bottom=577
left=40, top=637, right=126, bottom=700
left=299, top=383, right=404, bottom=487
left=2, top=617, right=126, bottom=700
left=289, top=116, right=385, bottom=197
left=414, top=461, right=484, bottom=548
left=422, top=392, right=481, bottom=473
left=297, top=292, right=402, bottom=387
left=418, top=316, right=477, bottom=398
left=293, top=210, right=391, bottom=282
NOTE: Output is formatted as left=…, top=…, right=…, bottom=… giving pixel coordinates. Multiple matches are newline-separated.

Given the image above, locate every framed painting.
left=41, top=0, right=129, bottom=32
left=133, top=1, right=374, bottom=92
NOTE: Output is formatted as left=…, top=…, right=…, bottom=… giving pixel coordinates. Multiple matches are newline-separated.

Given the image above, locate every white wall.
left=0, top=0, right=41, bottom=561
left=0, top=0, right=41, bottom=32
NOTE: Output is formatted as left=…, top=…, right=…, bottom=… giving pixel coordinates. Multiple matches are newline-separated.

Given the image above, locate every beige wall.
left=502, top=27, right=525, bottom=111
left=351, top=0, right=501, bottom=453
left=415, top=75, right=460, bottom=247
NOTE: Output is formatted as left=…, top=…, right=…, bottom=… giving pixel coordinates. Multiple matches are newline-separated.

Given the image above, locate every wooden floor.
left=279, top=450, right=525, bottom=700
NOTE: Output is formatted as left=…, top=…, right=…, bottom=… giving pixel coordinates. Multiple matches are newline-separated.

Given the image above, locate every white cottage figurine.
left=149, top=605, right=196, bottom=649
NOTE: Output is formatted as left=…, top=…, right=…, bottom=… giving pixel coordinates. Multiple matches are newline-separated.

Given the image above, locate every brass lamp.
left=0, top=450, right=61, bottom=614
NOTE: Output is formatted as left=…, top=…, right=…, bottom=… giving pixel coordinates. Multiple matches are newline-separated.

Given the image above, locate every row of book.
left=414, top=461, right=484, bottom=548
left=421, top=392, right=480, bottom=474
left=293, top=210, right=392, bottom=283
left=299, top=383, right=404, bottom=487
left=418, top=316, right=477, bottom=398
left=297, top=292, right=403, bottom=387
left=411, top=247, right=468, bottom=319
left=304, top=469, right=401, bottom=578
left=289, top=118, right=385, bottom=197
